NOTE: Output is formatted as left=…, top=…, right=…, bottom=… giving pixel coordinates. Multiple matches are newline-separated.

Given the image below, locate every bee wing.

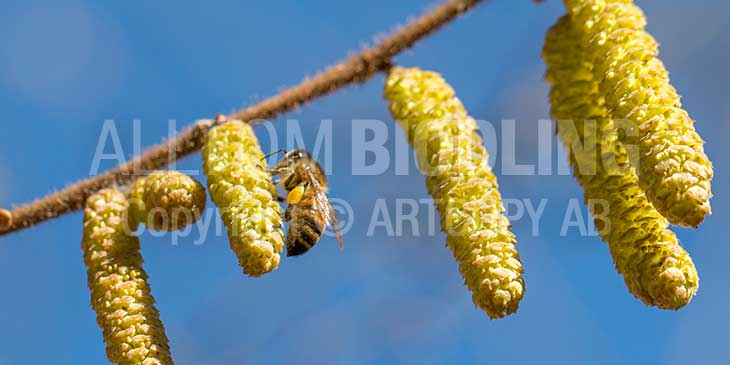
left=326, top=202, right=345, bottom=251
left=306, top=168, right=344, bottom=250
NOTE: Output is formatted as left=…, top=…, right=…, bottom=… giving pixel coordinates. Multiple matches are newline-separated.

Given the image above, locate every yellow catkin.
left=385, top=67, right=524, bottom=319
left=129, top=171, right=206, bottom=231
left=543, top=15, right=698, bottom=309
left=202, top=120, right=284, bottom=277
left=81, top=189, right=172, bottom=365
left=563, top=0, right=713, bottom=227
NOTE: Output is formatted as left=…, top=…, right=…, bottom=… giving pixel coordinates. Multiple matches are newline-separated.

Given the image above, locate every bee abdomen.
left=286, top=214, right=325, bottom=256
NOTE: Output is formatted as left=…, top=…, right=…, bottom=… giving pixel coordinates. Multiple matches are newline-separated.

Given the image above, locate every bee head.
left=271, top=148, right=312, bottom=174
left=284, top=148, right=310, bottom=162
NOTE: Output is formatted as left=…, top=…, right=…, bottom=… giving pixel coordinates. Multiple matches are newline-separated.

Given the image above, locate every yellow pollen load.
left=562, top=0, right=713, bottom=227
left=385, top=66, right=524, bottom=319
left=286, top=184, right=306, bottom=205
left=81, top=189, right=173, bottom=365
left=202, top=120, right=284, bottom=277
left=543, top=15, right=698, bottom=309
left=129, top=171, right=206, bottom=231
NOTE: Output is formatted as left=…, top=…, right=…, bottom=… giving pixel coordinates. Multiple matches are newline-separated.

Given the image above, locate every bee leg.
left=273, top=205, right=290, bottom=229
left=276, top=195, right=287, bottom=202
left=284, top=204, right=293, bottom=221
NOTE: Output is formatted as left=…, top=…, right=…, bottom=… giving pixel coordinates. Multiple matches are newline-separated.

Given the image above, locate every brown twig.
left=0, top=209, right=12, bottom=230
left=0, top=0, right=484, bottom=236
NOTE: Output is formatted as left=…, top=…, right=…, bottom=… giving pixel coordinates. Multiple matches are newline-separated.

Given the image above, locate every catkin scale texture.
left=543, top=15, right=698, bottom=309
left=562, top=0, right=712, bottom=227
left=81, top=189, right=172, bottom=365
left=129, top=171, right=206, bottom=231
left=202, top=120, right=284, bottom=277
left=385, top=67, right=524, bottom=319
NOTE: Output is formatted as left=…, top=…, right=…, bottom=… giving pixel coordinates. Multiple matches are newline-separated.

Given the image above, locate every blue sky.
left=0, top=0, right=728, bottom=364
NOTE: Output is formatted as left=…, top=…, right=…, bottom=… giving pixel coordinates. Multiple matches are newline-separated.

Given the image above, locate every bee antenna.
left=262, top=148, right=287, bottom=161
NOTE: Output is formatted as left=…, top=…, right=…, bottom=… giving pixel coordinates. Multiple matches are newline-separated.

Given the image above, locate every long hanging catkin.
left=202, top=120, right=284, bottom=277
left=385, top=67, right=524, bottom=319
left=81, top=189, right=173, bottom=365
left=129, top=171, right=206, bottom=231
left=543, top=15, right=698, bottom=309
left=562, top=0, right=713, bottom=227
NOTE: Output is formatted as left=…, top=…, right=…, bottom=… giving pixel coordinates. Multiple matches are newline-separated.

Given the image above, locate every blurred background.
left=0, top=0, right=728, bottom=364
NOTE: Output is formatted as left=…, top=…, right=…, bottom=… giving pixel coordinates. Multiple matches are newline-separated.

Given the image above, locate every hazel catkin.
left=128, top=171, right=206, bottom=231
left=563, top=0, right=713, bottom=227
left=543, top=14, right=698, bottom=309
left=81, top=189, right=173, bottom=365
left=202, top=120, right=284, bottom=277
left=385, top=67, right=524, bottom=319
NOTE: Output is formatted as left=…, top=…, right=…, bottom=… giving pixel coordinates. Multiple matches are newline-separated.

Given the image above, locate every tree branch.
left=0, top=0, right=485, bottom=236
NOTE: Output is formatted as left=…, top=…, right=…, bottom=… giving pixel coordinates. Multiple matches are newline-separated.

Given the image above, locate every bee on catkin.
left=563, top=0, right=713, bottom=227
left=202, top=119, right=284, bottom=277
left=385, top=67, right=524, bottom=319
left=543, top=15, right=698, bottom=309
left=129, top=171, right=206, bottom=231
left=269, top=148, right=344, bottom=256
left=81, top=189, right=173, bottom=365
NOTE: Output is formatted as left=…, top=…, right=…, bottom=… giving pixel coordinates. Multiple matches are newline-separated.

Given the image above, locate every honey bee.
left=269, top=148, right=343, bottom=256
